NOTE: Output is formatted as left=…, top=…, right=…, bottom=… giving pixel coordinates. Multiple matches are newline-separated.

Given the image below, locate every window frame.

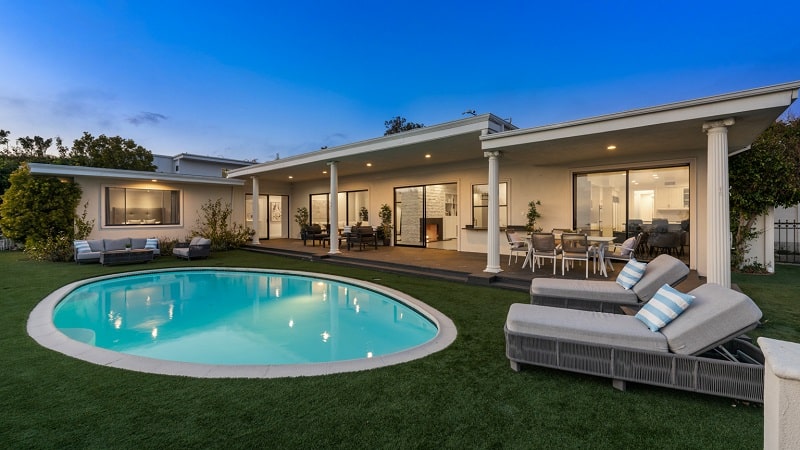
left=471, top=182, right=507, bottom=228
left=103, top=186, right=182, bottom=227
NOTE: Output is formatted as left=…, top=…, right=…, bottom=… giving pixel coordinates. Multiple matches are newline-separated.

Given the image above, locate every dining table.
left=587, top=235, right=616, bottom=277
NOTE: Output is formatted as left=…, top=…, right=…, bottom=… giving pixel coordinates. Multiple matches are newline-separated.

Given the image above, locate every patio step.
left=242, top=244, right=328, bottom=262
left=325, top=254, right=471, bottom=283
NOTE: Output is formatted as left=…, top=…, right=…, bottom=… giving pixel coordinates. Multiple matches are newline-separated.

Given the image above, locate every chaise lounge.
left=505, top=283, right=765, bottom=402
left=530, top=254, right=689, bottom=313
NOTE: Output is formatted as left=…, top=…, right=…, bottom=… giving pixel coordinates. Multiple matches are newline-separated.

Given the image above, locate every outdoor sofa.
left=74, top=237, right=160, bottom=263
left=173, top=236, right=212, bottom=260
left=505, top=283, right=765, bottom=402
left=530, top=254, right=689, bottom=313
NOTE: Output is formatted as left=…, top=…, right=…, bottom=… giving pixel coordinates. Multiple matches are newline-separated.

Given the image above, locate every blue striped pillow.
left=635, top=284, right=695, bottom=332
left=145, top=238, right=159, bottom=250
left=616, top=259, right=647, bottom=290
left=74, top=240, right=91, bottom=254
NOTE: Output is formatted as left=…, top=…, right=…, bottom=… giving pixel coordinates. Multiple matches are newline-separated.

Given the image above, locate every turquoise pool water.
left=52, top=270, right=438, bottom=365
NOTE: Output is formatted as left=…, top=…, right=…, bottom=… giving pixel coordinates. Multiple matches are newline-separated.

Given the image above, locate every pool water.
left=52, top=270, right=438, bottom=365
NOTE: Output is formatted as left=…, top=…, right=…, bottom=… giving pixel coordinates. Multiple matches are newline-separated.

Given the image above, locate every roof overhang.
left=481, top=81, right=800, bottom=166
left=27, top=163, right=245, bottom=186
left=227, top=114, right=515, bottom=183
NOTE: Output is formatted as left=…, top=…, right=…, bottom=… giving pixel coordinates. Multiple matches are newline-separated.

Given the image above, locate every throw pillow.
left=145, top=238, right=159, bottom=250
left=635, top=284, right=695, bottom=332
left=616, top=259, right=647, bottom=290
left=74, top=240, right=91, bottom=254
left=620, top=237, right=636, bottom=256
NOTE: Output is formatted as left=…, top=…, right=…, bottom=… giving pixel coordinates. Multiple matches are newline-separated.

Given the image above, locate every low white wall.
left=760, top=337, right=800, bottom=449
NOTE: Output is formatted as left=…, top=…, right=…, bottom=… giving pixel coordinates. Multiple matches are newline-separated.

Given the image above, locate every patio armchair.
left=505, top=283, right=765, bottom=402
left=347, top=226, right=378, bottom=250
left=303, top=224, right=329, bottom=246
left=603, top=232, right=643, bottom=272
left=173, top=236, right=212, bottom=260
left=530, top=254, right=689, bottom=313
left=505, top=230, right=529, bottom=265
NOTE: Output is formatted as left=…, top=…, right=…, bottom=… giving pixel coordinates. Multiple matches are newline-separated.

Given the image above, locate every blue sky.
left=1, top=1, right=799, bottom=162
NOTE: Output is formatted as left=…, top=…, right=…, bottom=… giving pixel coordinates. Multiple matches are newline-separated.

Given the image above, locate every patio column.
left=328, top=161, right=340, bottom=254
left=703, top=118, right=735, bottom=288
left=484, top=150, right=502, bottom=273
left=251, top=176, right=260, bottom=245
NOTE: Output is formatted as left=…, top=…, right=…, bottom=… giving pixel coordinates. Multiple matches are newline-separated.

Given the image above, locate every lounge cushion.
left=635, top=284, right=694, bottom=332
left=506, top=303, right=669, bottom=352
left=189, top=236, right=202, bottom=246
left=631, top=254, right=689, bottom=302
left=661, top=283, right=762, bottom=355
left=130, top=238, right=148, bottom=249
left=616, top=259, right=647, bottom=290
left=197, top=238, right=212, bottom=246
left=74, top=240, right=91, bottom=254
left=530, top=278, right=639, bottom=305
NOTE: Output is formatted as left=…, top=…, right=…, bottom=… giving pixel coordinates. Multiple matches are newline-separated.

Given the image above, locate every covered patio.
left=243, top=238, right=704, bottom=292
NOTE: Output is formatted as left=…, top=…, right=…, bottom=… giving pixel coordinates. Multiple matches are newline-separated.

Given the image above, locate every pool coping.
left=27, top=267, right=458, bottom=378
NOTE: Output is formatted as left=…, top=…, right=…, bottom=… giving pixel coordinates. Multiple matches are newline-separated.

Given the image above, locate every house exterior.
left=228, top=81, right=800, bottom=288
left=27, top=156, right=247, bottom=242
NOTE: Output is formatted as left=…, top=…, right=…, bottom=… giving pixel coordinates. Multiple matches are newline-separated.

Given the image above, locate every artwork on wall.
left=270, top=201, right=281, bottom=222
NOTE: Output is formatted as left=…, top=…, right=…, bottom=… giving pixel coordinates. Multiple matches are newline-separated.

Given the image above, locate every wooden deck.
left=243, top=239, right=704, bottom=293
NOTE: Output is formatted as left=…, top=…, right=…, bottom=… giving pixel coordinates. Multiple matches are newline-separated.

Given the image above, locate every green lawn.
left=1, top=250, right=797, bottom=449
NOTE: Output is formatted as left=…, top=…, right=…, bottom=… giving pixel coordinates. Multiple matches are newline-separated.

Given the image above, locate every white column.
left=251, top=176, right=260, bottom=245
left=484, top=151, right=502, bottom=273
left=328, top=161, right=340, bottom=254
left=759, top=337, right=800, bottom=450
left=703, top=118, right=735, bottom=288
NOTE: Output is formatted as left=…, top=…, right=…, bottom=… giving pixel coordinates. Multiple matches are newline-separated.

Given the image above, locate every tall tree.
left=729, top=115, right=800, bottom=267
left=384, top=116, right=424, bottom=135
left=67, top=132, right=156, bottom=171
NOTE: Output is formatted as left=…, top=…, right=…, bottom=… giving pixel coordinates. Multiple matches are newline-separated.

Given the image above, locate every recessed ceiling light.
left=366, top=163, right=372, bottom=167
left=151, top=179, right=158, bottom=182
left=425, top=154, right=431, bottom=158
left=288, top=175, right=293, bottom=179
left=607, top=145, right=616, bottom=150
left=322, top=170, right=327, bottom=174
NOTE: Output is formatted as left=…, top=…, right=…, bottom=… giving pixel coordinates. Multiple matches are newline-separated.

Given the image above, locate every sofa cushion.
left=635, top=284, right=694, bottom=332
left=506, top=303, right=669, bottom=352
left=130, top=238, right=147, bottom=249
left=631, top=254, right=689, bottom=302
left=660, top=283, right=763, bottom=355
left=87, top=239, right=105, bottom=252
left=74, top=240, right=91, bottom=254
left=197, top=238, right=212, bottom=246
left=145, top=238, right=159, bottom=249
left=189, top=236, right=202, bottom=246
left=616, top=259, right=647, bottom=290
left=104, top=238, right=129, bottom=251
left=530, top=278, right=639, bottom=305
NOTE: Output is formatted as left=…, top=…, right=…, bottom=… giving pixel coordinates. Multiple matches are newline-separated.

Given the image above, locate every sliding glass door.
left=394, top=183, right=458, bottom=249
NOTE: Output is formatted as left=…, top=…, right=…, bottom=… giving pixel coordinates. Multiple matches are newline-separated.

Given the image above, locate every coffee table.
left=100, top=249, right=154, bottom=266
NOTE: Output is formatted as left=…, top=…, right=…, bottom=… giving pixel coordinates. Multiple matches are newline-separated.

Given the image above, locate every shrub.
left=24, top=232, right=73, bottom=262
left=193, top=198, right=253, bottom=251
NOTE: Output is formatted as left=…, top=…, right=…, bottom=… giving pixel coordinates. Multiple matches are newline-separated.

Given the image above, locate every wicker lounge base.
left=505, top=330, right=764, bottom=402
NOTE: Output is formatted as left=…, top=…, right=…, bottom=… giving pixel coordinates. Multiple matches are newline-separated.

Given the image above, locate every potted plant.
left=377, top=204, right=392, bottom=245
left=526, top=200, right=543, bottom=233
left=294, top=206, right=309, bottom=240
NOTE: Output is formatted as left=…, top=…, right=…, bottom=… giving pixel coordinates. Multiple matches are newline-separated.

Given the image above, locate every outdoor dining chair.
left=560, top=233, right=592, bottom=278
left=505, top=230, right=529, bottom=265
left=528, top=232, right=561, bottom=274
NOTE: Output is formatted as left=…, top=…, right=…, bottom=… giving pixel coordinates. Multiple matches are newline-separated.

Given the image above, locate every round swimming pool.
left=27, top=268, right=456, bottom=378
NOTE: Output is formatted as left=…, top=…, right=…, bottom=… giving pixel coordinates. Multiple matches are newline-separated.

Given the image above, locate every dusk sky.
left=2, top=1, right=799, bottom=162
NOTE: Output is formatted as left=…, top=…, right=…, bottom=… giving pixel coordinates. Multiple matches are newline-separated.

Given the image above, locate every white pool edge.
left=27, top=267, right=458, bottom=378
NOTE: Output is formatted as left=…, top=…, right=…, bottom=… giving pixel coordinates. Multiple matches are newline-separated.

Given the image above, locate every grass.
left=1, top=250, right=798, bottom=449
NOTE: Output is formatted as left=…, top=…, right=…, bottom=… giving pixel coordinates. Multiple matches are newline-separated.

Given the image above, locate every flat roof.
left=27, top=163, right=245, bottom=186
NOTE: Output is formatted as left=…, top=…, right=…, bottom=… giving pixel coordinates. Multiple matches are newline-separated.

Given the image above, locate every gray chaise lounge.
left=506, top=283, right=765, bottom=402
left=530, top=254, right=689, bottom=313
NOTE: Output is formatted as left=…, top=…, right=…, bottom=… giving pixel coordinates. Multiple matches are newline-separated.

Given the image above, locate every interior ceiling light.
left=607, top=145, right=616, bottom=150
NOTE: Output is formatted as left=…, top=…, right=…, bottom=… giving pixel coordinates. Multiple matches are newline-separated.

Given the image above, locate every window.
left=309, top=190, right=369, bottom=228
left=105, top=187, right=180, bottom=226
left=472, top=182, right=507, bottom=228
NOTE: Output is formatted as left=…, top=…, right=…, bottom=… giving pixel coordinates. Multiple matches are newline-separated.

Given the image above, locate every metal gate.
left=775, top=220, right=800, bottom=264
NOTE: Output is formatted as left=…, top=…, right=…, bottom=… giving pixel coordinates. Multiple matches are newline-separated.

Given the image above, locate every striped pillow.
left=616, top=259, right=647, bottom=290
left=635, top=284, right=695, bottom=332
left=145, top=238, right=159, bottom=250
left=74, top=240, right=91, bottom=254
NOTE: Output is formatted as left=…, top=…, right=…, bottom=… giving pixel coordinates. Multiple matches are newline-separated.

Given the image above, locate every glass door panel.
left=574, top=171, right=627, bottom=238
